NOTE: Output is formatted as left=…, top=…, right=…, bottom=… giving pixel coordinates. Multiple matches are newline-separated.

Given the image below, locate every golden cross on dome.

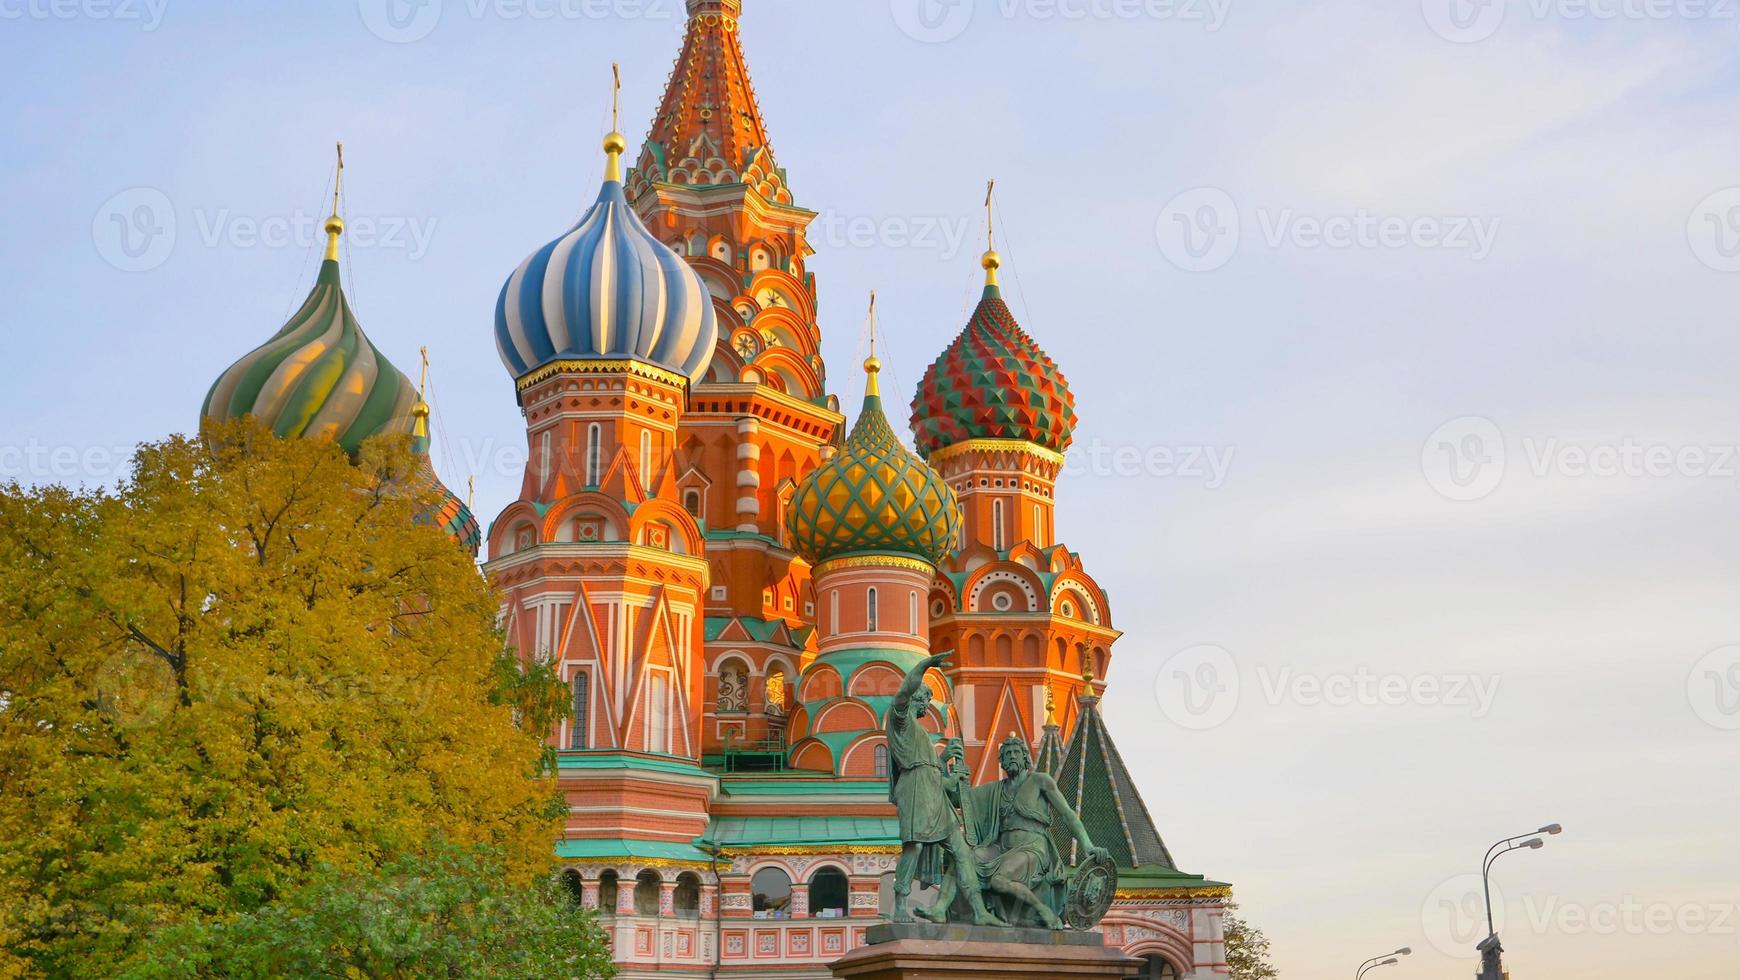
left=863, top=290, right=881, bottom=396
left=418, top=345, right=430, bottom=399
left=323, top=141, right=345, bottom=262
left=603, top=64, right=627, bottom=182
left=982, top=178, right=1002, bottom=287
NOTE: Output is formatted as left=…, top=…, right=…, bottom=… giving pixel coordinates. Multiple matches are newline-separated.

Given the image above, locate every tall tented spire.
left=632, top=0, right=785, bottom=195
left=1052, top=682, right=1178, bottom=871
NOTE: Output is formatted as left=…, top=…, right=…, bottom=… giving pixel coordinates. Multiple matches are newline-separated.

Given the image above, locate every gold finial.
left=1082, top=659, right=1097, bottom=688
left=467, top=476, right=476, bottom=510
left=603, top=63, right=627, bottom=182
left=981, top=179, right=1001, bottom=288
left=411, top=346, right=432, bottom=441
left=863, top=291, right=881, bottom=396
left=1044, top=684, right=1057, bottom=727
left=324, top=141, right=345, bottom=262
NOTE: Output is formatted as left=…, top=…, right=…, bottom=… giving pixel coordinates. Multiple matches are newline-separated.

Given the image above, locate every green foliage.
left=0, top=420, right=569, bottom=978
left=123, top=844, right=614, bottom=980
left=1224, top=900, right=1280, bottom=979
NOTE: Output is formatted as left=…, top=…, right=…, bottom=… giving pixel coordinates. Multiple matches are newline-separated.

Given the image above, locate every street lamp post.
left=1355, top=946, right=1411, bottom=979
left=1478, top=823, right=1562, bottom=980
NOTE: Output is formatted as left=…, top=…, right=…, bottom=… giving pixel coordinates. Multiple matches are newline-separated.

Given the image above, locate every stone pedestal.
left=829, top=923, right=1141, bottom=980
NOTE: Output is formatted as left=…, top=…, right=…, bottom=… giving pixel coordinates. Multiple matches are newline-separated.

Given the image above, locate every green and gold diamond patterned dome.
left=787, top=353, right=961, bottom=567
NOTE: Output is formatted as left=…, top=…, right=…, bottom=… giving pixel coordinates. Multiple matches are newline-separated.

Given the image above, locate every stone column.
left=660, top=880, right=678, bottom=917
left=790, top=882, right=810, bottom=918
left=617, top=877, right=638, bottom=915
left=582, top=880, right=600, bottom=910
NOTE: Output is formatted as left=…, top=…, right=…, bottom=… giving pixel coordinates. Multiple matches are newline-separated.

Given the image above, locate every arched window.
left=866, top=587, right=879, bottom=632
left=751, top=867, right=792, bottom=919
left=561, top=869, right=583, bottom=907
left=684, top=489, right=701, bottom=517
left=992, top=499, right=1006, bottom=551
left=634, top=870, right=662, bottom=916
left=569, top=671, right=589, bottom=749
left=586, top=423, right=602, bottom=486
left=640, top=430, right=653, bottom=484
left=1138, top=955, right=1182, bottom=979
left=597, top=870, right=619, bottom=916
left=674, top=872, right=702, bottom=919
left=830, top=589, right=840, bottom=630
left=539, top=431, right=552, bottom=487
left=873, top=742, right=889, bottom=779
left=1034, top=503, right=1045, bottom=546
left=718, top=660, right=748, bottom=713
left=908, top=591, right=918, bottom=635
left=764, top=665, right=788, bottom=718
left=810, top=866, right=849, bottom=919
left=647, top=673, right=670, bottom=754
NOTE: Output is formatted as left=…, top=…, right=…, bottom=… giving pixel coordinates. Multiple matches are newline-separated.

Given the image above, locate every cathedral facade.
left=485, top=3, right=1231, bottom=975
left=203, top=1, right=1230, bottom=976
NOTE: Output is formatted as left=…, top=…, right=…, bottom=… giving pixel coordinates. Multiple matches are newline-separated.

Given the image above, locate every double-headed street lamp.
left=1355, top=946, right=1411, bottom=978
left=1478, top=822, right=1563, bottom=980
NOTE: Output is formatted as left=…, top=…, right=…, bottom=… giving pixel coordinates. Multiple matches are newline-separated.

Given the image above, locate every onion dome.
left=494, top=127, right=719, bottom=386
left=910, top=248, right=1077, bottom=457
left=786, top=346, right=961, bottom=567
left=202, top=213, right=418, bottom=455
left=409, top=400, right=482, bottom=557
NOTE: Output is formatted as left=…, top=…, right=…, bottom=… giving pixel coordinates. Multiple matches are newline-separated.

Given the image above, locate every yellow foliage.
left=0, top=419, right=564, bottom=977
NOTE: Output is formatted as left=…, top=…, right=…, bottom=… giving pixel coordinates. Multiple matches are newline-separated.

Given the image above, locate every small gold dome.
left=602, top=131, right=628, bottom=155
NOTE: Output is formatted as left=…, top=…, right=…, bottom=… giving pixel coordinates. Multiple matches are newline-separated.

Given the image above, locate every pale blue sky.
left=4, top=1, right=1739, bottom=976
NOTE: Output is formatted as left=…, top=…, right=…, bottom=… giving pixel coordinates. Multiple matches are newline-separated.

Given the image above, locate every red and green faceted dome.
left=910, top=284, right=1077, bottom=456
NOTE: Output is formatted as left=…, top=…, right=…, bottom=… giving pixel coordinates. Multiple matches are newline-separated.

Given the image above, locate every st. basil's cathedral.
left=201, top=1, right=1231, bottom=976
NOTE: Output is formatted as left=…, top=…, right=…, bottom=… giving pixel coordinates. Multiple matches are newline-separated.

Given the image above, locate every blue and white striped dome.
left=495, top=176, right=718, bottom=384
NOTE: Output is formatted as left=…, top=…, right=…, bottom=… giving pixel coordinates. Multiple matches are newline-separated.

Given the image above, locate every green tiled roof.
left=555, top=838, right=716, bottom=864
left=1034, top=722, right=1066, bottom=777
left=555, top=752, right=715, bottom=779
left=1053, top=695, right=1178, bottom=871
left=703, top=615, right=815, bottom=649
left=701, top=815, right=900, bottom=849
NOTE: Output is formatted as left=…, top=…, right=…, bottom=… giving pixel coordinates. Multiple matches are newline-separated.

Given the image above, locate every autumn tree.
left=1224, top=900, right=1280, bottom=979
left=123, top=844, right=614, bottom=979
left=0, top=420, right=570, bottom=978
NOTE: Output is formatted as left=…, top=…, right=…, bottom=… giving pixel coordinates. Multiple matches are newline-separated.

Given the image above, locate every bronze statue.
left=923, top=734, right=1112, bottom=929
left=885, top=653, right=1003, bottom=926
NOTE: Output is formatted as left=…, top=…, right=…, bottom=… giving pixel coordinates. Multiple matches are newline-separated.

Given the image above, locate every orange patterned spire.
left=637, top=0, right=777, bottom=189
